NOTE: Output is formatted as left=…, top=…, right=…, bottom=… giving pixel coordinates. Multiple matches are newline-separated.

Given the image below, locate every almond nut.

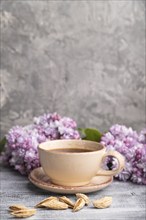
left=73, top=198, right=85, bottom=212
left=43, top=200, right=68, bottom=210
left=11, top=209, right=36, bottom=218
left=93, top=196, right=112, bottom=209
left=9, top=204, right=27, bottom=212
left=35, top=196, right=58, bottom=207
left=59, top=196, right=74, bottom=208
left=76, top=193, right=90, bottom=205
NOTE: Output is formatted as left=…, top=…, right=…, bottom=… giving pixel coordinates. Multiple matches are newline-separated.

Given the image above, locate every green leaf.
left=79, top=128, right=102, bottom=142
left=0, top=137, right=7, bottom=154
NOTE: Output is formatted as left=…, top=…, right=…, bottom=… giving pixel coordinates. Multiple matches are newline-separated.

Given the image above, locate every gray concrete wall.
left=0, top=0, right=145, bottom=137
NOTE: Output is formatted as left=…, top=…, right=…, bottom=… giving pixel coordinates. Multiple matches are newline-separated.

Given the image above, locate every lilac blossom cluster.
left=101, top=125, right=146, bottom=185
left=1, top=112, right=80, bottom=175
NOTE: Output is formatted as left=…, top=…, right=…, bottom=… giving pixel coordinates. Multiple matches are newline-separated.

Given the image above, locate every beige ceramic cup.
left=38, top=140, right=125, bottom=187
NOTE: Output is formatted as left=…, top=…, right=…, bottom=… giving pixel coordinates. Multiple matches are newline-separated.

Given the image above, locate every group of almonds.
left=9, top=194, right=112, bottom=218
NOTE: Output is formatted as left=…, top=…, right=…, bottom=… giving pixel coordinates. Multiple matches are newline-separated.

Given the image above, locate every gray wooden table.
left=0, top=166, right=145, bottom=220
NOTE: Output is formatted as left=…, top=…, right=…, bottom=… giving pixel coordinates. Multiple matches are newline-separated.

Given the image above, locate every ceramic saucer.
left=29, top=167, right=113, bottom=194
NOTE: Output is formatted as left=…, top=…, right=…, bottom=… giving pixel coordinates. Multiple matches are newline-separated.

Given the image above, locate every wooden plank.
left=0, top=166, right=145, bottom=220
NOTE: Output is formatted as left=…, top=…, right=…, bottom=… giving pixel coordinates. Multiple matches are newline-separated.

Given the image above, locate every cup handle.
left=96, top=151, right=125, bottom=176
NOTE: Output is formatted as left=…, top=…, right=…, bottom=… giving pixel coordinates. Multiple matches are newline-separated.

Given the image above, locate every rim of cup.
left=38, top=139, right=105, bottom=154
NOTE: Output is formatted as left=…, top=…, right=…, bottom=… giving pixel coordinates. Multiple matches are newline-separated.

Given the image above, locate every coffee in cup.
left=38, top=140, right=125, bottom=187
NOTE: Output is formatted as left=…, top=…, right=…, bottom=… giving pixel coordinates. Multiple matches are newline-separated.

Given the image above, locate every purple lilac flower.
left=1, top=112, right=80, bottom=175
left=138, top=128, right=146, bottom=144
left=101, top=125, right=146, bottom=185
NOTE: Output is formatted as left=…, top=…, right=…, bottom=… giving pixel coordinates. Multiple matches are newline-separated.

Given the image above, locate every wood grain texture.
left=0, top=166, right=145, bottom=220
